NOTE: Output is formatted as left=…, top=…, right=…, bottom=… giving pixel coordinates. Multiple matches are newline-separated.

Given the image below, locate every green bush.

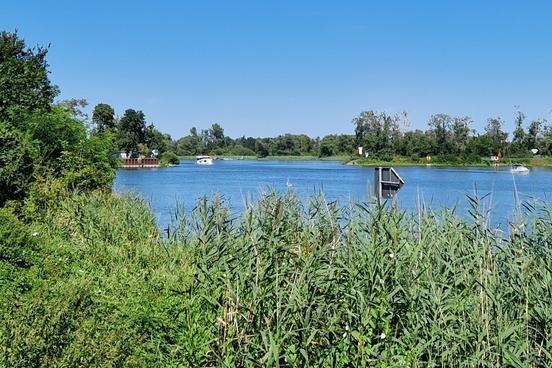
left=226, top=144, right=255, bottom=156
left=0, top=208, right=39, bottom=268
left=160, top=151, right=180, bottom=166
left=0, top=123, right=38, bottom=206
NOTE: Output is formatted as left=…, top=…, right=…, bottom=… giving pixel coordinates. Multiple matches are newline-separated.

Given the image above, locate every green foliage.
left=484, top=117, right=508, bottom=154
left=255, top=139, right=269, bottom=157
left=26, top=107, right=87, bottom=169
left=117, top=109, right=146, bottom=153
left=160, top=151, right=180, bottom=166
left=0, top=208, right=39, bottom=268
left=0, top=31, right=59, bottom=121
left=92, top=103, right=115, bottom=133
left=353, top=110, right=401, bottom=155
left=398, top=130, right=435, bottom=157
left=145, top=124, right=173, bottom=154
left=319, top=134, right=355, bottom=157
left=226, top=144, right=256, bottom=156
left=0, top=123, right=38, bottom=206
left=0, top=107, right=117, bottom=206
left=2, top=191, right=552, bottom=366
left=511, top=111, right=527, bottom=154
left=58, top=132, right=118, bottom=191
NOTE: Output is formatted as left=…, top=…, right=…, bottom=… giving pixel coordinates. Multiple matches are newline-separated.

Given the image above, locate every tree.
left=484, top=117, right=508, bottom=154
left=58, top=132, right=118, bottom=191
left=117, top=109, right=146, bottom=153
left=470, top=135, right=496, bottom=157
left=8, top=106, right=87, bottom=172
left=255, top=139, right=269, bottom=158
left=57, top=98, right=89, bottom=120
left=526, top=119, right=542, bottom=151
left=398, top=130, right=434, bottom=157
left=211, top=123, right=224, bottom=141
left=539, top=121, right=552, bottom=155
left=451, top=116, right=472, bottom=155
left=92, top=103, right=116, bottom=132
left=145, top=124, right=172, bottom=153
left=176, top=127, right=203, bottom=156
left=511, top=111, right=526, bottom=154
left=428, top=114, right=452, bottom=154
left=0, top=31, right=59, bottom=122
left=201, top=123, right=225, bottom=152
left=352, top=111, right=400, bottom=155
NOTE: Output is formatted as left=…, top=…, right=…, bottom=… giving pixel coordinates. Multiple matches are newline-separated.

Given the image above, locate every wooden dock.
left=121, top=158, right=160, bottom=168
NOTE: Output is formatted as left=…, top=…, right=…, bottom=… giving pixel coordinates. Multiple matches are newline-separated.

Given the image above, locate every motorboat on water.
left=196, top=155, right=214, bottom=165
left=510, top=164, right=529, bottom=173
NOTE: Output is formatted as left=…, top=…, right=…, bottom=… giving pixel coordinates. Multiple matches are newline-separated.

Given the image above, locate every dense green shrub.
left=160, top=151, right=180, bottom=166
left=226, top=144, right=256, bottom=156
left=0, top=123, right=38, bottom=206
left=0, top=208, right=39, bottom=268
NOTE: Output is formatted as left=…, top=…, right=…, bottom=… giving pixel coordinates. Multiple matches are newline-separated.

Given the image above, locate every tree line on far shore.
left=92, top=100, right=552, bottom=162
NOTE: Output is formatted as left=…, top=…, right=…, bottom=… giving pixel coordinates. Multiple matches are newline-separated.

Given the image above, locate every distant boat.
left=510, top=164, right=529, bottom=174
left=196, top=155, right=214, bottom=165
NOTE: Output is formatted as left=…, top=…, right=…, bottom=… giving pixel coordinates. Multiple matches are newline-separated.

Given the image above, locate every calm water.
left=114, top=160, right=552, bottom=227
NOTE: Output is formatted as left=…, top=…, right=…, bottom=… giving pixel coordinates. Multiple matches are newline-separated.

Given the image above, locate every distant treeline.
left=91, top=107, right=357, bottom=158
left=96, top=103, right=552, bottom=160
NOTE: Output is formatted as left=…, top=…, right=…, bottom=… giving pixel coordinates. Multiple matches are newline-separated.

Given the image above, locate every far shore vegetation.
left=90, top=84, right=552, bottom=168
left=3, top=30, right=552, bottom=366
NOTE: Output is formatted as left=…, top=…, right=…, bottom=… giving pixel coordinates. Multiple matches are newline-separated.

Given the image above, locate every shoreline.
left=176, top=155, right=552, bottom=168
left=178, top=155, right=351, bottom=162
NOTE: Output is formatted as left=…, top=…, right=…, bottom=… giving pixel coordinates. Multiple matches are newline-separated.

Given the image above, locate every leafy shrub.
left=0, top=123, right=38, bottom=206
left=319, top=144, right=334, bottom=157
left=431, top=154, right=459, bottom=164
left=0, top=208, right=38, bottom=268
left=160, top=151, right=180, bottom=166
left=226, top=144, right=255, bottom=156
left=59, top=133, right=118, bottom=191
left=376, top=149, right=394, bottom=162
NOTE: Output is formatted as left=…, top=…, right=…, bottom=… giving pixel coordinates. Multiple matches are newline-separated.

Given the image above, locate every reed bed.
left=1, top=191, right=551, bottom=367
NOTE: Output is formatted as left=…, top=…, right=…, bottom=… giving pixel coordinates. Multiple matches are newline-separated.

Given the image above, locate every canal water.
left=114, top=160, right=552, bottom=227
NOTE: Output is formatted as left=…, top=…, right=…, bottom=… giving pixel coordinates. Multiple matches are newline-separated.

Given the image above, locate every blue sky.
left=2, top=0, right=551, bottom=138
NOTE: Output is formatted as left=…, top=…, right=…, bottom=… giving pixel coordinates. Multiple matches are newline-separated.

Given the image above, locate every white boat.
left=196, top=155, right=214, bottom=165
left=510, top=164, right=529, bottom=173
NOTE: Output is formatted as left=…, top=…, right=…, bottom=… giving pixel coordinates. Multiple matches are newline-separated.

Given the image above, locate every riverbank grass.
left=1, top=191, right=552, bottom=366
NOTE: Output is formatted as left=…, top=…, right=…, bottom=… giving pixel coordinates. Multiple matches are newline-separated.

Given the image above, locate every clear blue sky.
left=2, top=0, right=551, bottom=138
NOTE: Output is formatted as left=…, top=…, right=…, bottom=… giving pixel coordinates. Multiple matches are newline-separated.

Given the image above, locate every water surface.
left=114, top=160, right=552, bottom=226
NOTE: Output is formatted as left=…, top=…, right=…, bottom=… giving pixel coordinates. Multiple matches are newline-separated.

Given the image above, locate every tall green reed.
left=1, top=190, right=551, bottom=367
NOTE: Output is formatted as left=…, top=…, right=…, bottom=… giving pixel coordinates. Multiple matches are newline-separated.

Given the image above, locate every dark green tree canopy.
left=117, top=109, right=146, bottom=153
left=0, top=31, right=59, bottom=121
left=145, top=124, right=172, bottom=153
left=92, top=103, right=116, bottom=132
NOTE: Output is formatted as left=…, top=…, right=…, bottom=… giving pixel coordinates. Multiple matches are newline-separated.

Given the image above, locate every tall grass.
left=1, top=190, right=551, bottom=366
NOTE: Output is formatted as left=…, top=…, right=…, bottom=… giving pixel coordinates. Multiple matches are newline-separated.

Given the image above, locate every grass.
left=1, top=190, right=552, bottom=366
left=353, top=155, right=552, bottom=168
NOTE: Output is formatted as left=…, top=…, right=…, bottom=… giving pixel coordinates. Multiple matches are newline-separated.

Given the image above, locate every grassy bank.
left=179, top=154, right=552, bottom=167
left=352, top=155, right=552, bottom=167
left=2, top=191, right=552, bottom=366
